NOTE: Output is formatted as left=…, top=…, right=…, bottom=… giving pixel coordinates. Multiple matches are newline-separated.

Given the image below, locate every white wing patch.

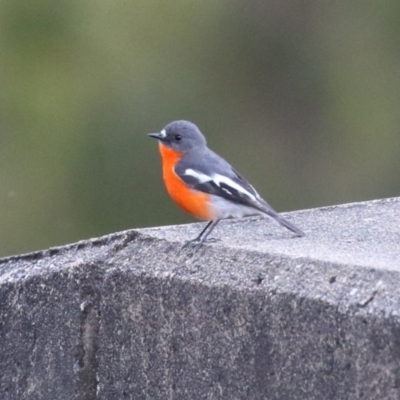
left=248, top=183, right=261, bottom=199
left=212, top=174, right=257, bottom=202
left=182, top=169, right=258, bottom=202
left=183, top=168, right=212, bottom=183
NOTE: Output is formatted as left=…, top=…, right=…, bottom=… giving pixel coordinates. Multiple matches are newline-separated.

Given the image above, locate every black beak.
left=148, top=133, right=164, bottom=140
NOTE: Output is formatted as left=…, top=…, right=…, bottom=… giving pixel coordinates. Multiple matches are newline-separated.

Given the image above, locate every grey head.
left=148, top=120, right=207, bottom=152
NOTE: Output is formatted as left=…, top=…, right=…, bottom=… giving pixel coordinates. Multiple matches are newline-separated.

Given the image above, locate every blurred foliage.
left=0, top=1, right=400, bottom=256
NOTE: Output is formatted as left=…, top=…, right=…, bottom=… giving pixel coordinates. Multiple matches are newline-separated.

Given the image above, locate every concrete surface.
left=1, top=197, right=400, bottom=399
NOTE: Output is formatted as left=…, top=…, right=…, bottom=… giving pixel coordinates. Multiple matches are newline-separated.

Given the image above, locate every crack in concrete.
left=75, top=264, right=102, bottom=400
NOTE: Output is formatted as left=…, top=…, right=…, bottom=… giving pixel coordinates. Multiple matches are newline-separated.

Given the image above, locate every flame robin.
left=148, top=120, right=304, bottom=254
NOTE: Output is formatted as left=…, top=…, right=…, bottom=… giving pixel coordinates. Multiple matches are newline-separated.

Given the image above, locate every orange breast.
left=158, top=143, right=214, bottom=220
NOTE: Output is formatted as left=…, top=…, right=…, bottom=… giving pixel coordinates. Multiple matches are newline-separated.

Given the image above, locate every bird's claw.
left=181, top=237, right=221, bottom=253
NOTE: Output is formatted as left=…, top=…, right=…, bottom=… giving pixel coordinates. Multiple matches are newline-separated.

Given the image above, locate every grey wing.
left=175, top=150, right=267, bottom=210
left=175, top=150, right=305, bottom=237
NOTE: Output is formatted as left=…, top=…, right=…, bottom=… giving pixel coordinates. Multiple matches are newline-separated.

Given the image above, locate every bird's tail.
left=258, top=201, right=305, bottom=237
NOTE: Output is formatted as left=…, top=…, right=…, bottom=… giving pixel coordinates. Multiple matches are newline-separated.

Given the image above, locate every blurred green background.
left=1, top=1, right=399, bottom=257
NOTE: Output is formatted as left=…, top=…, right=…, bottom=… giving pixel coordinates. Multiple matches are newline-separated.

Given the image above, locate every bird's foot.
left=181, top=237, right=221, bottom=252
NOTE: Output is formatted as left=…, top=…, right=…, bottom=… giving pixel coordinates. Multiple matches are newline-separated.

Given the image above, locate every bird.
left=148, top=120, right=304, bottom=254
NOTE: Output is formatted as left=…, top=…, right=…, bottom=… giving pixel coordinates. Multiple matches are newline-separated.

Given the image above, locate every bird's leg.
left=191, top=219, right=221, bottom=255
left=181, top=221, right=212, bottom=249
left=181, top=220, right=220, bottom=251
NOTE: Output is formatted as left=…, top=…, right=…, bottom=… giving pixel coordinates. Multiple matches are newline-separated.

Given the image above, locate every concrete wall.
left=1, top=197, right=400, bottom=399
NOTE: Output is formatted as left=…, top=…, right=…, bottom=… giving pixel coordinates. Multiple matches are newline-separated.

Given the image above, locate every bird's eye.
left=175, top=134, right=182, bottom=141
